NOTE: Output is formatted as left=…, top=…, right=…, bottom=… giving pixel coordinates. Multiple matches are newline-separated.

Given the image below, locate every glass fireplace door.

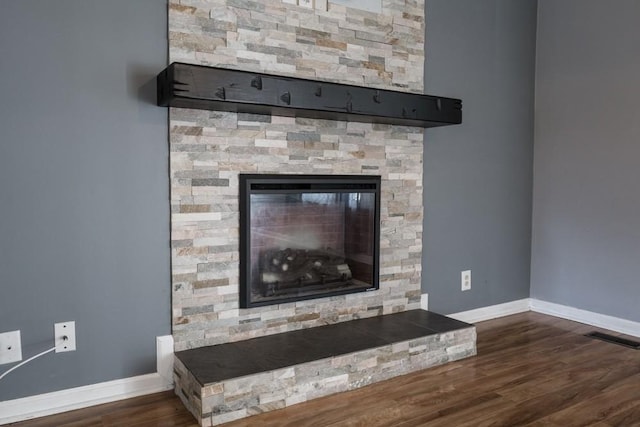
left=239, top=175, right=380, bottom=308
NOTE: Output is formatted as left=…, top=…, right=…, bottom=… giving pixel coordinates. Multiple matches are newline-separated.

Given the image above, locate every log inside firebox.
left=260, top=248, right=354, bottom=296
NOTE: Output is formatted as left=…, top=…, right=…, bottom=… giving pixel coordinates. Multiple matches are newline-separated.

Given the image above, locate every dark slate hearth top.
left=175, top=310, right=472, bottom=386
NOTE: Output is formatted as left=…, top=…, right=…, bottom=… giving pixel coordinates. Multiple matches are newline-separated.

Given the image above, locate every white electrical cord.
left=0, top=346, right=57, bottom=381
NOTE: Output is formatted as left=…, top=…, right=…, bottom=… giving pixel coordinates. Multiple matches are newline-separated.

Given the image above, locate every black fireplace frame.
left=239, top=174, right=381, bottom=308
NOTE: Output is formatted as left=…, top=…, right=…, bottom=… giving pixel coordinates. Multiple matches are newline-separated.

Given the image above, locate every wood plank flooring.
left=10, top=312, right=640, bottom=426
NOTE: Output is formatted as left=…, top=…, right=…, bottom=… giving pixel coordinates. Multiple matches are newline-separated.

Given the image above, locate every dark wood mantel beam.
left=157, top=62, right=462, bottom=128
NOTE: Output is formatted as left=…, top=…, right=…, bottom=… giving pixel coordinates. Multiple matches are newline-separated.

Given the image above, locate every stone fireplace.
left=167, top=0, right=475, bottom=425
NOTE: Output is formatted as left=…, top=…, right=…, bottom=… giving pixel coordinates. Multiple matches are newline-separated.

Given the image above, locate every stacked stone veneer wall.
left=169, top=0, right=426, bottom=351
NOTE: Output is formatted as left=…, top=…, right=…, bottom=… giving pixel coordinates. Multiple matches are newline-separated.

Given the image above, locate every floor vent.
left=585, top=331, right=640, bottom=349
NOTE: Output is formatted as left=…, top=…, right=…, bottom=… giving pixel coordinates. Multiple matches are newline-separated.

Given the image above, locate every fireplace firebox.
left=239, top=174, right=381, bottom=308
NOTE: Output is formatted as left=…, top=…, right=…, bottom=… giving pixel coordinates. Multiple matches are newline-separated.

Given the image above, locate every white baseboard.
left=530, top=299, right=640, bottom=338
left=443, top=297, right=640, bottom=338
left=420, top=293, right=429, bottom=311
left=0, top=335, right=174, bottom=425
left=447, top=299, right=531, bottom=324
left=0, top=373, right=173, bottom=425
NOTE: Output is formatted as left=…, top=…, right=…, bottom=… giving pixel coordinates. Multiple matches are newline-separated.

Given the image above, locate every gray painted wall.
left=0, top=0, right=169, bottom=400
left=422, top=0, right=537, bottom=314
left=532, top=0, right=640, bottom=322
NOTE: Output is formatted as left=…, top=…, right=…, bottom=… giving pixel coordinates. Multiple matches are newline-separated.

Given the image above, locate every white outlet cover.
left=54, top=321, right=76, bottom=353
left=0, top=330, right=23, bottom=365
left=461, top=270, right=471, bottom=291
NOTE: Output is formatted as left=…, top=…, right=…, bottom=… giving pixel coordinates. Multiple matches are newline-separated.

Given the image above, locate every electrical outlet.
left=461, top=270, right=471, bottom=291
left=0, top=330, right=23, bottom=365
left=54, top=321, right=76, bottom=353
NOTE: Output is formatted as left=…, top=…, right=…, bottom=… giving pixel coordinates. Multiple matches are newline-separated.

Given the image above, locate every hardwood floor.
left=10, top=312, right=640, bottom=426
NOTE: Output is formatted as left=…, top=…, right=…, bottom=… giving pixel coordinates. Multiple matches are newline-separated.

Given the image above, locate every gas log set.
left=259, top=247, right=354, bottom=296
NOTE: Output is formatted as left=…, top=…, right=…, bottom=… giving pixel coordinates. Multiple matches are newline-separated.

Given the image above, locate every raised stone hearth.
left=174, top=310, right=476, bottom=426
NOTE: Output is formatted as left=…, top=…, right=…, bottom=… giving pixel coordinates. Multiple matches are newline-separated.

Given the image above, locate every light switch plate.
left=0, top=330, right=23, bottom=365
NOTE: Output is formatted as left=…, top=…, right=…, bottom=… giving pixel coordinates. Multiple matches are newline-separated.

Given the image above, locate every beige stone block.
left=284, top=393, right=307, bottom=406
left=211, top=409, right=247, bottom=426
left=355, top=356, right=377, bottom=370
left=202, top=383, right=224, bottom=398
